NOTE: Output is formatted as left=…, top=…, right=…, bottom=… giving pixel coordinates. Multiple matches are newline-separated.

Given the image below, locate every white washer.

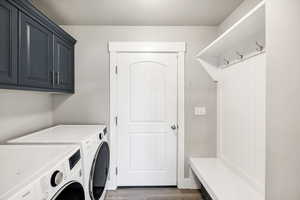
left=0, top=144, right=84, bottom=200
left=8, top=125, right=110, bottom=200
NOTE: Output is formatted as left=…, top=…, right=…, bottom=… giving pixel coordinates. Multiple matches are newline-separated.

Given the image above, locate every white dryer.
left=8, top=125, right=110, bottom=200
left=0, top=144, right=84, bottom=200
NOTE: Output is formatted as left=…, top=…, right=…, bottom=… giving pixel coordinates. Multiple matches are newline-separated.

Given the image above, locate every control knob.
left=50, top=171, right=63, bottom=187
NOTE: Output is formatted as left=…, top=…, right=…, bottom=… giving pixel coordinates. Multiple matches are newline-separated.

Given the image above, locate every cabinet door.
left=19, top=12, right=53, bottom=88
left=54, top=36, right=74, bottom=91
left=0, top=0, right=18, bottom=85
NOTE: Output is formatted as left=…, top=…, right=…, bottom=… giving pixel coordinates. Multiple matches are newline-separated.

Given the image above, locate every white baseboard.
left=178, top=168, right=202, bottom=189
left=107, top=177, right=200, bottom=190
left=106, top=183, right=117, bottom=190
left=106, top=171, right=201, bottom=190
left=106, top=176, right=117, bottom=190
left=179, top=177, right=201, bottom=189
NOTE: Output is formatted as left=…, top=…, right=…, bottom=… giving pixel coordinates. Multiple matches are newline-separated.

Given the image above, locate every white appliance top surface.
left=9, top=125, right=106, bottom=144
left=0, top=144, right=79, bottom=199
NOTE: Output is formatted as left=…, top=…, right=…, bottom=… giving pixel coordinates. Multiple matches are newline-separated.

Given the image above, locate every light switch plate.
left=195, top=107, right=206, bottom=116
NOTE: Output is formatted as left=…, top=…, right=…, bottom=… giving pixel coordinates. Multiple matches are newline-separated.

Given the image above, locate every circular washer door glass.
left=54, top=182, right=85, bottom=200
left=90, top=142, right=110, bottom=200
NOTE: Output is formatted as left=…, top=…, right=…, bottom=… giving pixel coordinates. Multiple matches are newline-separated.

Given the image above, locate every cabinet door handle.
left=49, top=71, right=54, bottom=85
left=56, top=72, right=60, bottom=85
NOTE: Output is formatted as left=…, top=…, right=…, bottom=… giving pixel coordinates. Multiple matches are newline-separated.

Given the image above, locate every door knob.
left=171, top=124, right=178, bottom=130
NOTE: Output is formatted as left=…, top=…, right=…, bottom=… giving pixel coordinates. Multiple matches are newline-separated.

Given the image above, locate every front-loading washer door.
left=52, top=181, right=85, bottom=200
left=89, top=141, right=110, bottom=200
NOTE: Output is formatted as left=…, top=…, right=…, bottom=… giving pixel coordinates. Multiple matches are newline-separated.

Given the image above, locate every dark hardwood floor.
left=105, top=187, right=203, bottom=200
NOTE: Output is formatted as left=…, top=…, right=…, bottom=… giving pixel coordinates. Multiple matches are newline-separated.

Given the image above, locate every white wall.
left=53, top=26, right=218, bottom=177
left=0, top=90, right=53, bottom=142
left=218, top=0, right=263, bottom=35
left=219, top=54, right=266, bottom=194
left=214, top=0, right=266, bottom=195
left=266, top=0, right=300, bottom=199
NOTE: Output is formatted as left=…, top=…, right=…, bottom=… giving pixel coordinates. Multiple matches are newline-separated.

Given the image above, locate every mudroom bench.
left=190, top=158, right=264, bottom=200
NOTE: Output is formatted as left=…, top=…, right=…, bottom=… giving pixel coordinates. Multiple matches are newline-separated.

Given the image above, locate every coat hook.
left=256, top=42, right=264, bottom=52
left=236, top=51, right=244, bottom=60
left=224, top=58, right=230, bottom=65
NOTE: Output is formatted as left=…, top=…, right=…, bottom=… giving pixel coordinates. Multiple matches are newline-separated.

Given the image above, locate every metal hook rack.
left=224, top=59, right=230, bottom=65
left=221, top=42, right=265, bottom=68
left=236, top=52, right=244, bottom=60
left=255, top=42, right=264, bottom=52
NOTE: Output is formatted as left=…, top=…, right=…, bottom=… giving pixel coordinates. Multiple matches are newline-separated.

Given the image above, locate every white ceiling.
left=32, top=0, right=244, bottom=26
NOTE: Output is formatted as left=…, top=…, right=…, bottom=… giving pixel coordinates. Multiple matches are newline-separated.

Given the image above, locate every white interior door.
left=117, top=53, right=178, bottom=186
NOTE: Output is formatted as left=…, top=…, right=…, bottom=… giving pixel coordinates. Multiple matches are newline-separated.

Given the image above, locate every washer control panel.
left=38, top=149, right=83, bottom=200
left=69, top=150, right=81, bottom=170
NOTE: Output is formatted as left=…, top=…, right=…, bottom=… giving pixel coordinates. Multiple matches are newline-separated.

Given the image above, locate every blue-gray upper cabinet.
left=54, top=36, right=74, bottom=92
left=0, top=0, right=18, bottom=85
left=0, top=0, right=76, bottom=93
left=19, top=12, right=53, bottom=89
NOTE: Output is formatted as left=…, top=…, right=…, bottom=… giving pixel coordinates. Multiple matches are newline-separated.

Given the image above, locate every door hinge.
left=115, top=65, right=118, bottom=74
left=115, top=167, right=118, bottom=176
left=115, top=116, right=118, bottom=126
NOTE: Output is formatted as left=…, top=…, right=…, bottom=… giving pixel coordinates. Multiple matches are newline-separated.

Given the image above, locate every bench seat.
left=190, top=157, right=264, bottom=200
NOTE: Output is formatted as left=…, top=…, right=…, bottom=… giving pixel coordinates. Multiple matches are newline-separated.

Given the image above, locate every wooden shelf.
left=197, top=1, right=265, bottom=68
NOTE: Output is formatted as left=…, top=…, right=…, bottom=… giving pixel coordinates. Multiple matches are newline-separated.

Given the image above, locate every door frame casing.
left=108, top=42, right=186, bottom=189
